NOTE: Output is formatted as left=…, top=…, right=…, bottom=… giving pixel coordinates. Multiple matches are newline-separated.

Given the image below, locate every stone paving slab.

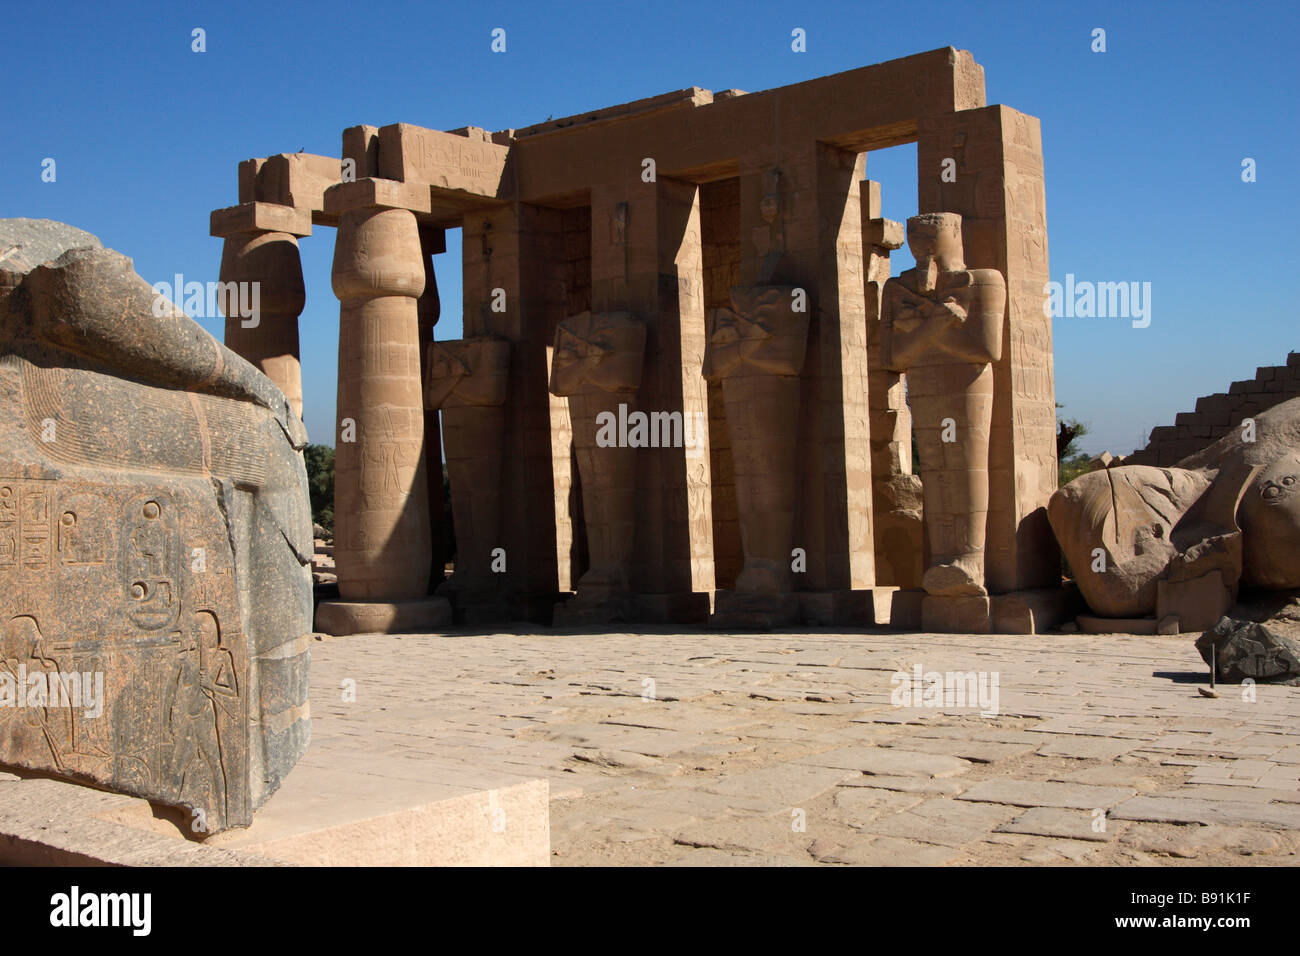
left=293, top=628, right=1300, bottom=866
left=956, top=779, right=1136, bottom=810
left=793, top=747, right=971, bottom=778
left=997, top=807, right=1116, bottom=842
left=1110, top=795, right=1300, bottom=830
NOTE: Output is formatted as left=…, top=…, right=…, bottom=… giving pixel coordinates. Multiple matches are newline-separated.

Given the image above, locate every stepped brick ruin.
left=1128, top=352, right=1300, bottom=466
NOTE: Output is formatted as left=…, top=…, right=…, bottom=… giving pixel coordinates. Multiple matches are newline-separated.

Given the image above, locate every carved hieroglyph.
left=703, top=285, right=810, bottom=602
left=883, top=213, right=1006, bottom=597
left=426, top=337, right=510, bottom=606
left=549, top=312, right=646, bottom=617
left=0, top=219, right=312, bottom=832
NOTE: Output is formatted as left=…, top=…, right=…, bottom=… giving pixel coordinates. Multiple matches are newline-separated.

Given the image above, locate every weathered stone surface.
left=810, top=835, right=961, bottom=866
left=1036, top=736, right=1135, bottom=761
left=314, top=597, right=451, bottom=636
left=549, top=312, right=647, bottom=626
left=996, top=807, right=1115, bottom=842
left=1051, top=397, right=1300, bottom=622
left=703, top=763, right=856, bottom=808
left=1110, top=795, right=1300, bottom=829
left=830, top=786, right=925, bottom=822
left=704, top=285, right=808, bottom=627
left=0, top=219, right=101, bottom=274
left=8, top=623, right=1297, bottom=866
left=796, top=746, right=971, bottom=778
left=1195, top=616, right=1300, bottom=685
left=1119, top=822, right=1282, bottom=858
left=426, top=337, right=512, bottom=620
left=883, top=213, right=1005, bottom=599
left=0, top=219, right=312, bottom=833
left=957, top=779, right=1135, bottom=810
left=837, top=774, right=966, bottom=795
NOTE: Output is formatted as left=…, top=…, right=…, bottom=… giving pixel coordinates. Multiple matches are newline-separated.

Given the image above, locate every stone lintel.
left=863, top=217, right=904, bottom=250
left=508, top=48, right=985, bottom=202
left=508, top=87, right=714, bottom=140
left=377, top=123, right=513, bottom=202
left=237, top=153, right=341, bottom=210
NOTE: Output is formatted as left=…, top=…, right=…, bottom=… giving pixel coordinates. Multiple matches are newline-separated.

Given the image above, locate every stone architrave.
left=210, top=202, right=311, bottom=420
left=0, top=219, right=312, bottom=833
left=425, top=337, right=511, bottom=620
left=882, top=213, right=1006, bottom=603
left=704, top=285, right=810, bottom=627
left=549, top=311, right=647, bottom=624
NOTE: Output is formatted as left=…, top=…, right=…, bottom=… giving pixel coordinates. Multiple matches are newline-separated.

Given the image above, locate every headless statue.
left=882, top=213, right=1005, bottom=597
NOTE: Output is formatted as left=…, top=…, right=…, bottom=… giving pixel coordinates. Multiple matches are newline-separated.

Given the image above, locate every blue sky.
left=5, top=0, right=1297, bottom=456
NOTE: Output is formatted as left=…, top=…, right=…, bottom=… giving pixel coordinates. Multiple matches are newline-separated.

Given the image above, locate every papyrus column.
left=328, top=181, right=432, bottom=600
left=210, top=202, right=311, bottom=419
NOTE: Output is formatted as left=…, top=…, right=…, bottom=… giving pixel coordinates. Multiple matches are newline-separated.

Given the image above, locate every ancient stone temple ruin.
left=209, top=47, right=1065, bottom=636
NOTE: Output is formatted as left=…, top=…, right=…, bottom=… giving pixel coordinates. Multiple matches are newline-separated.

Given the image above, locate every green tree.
left=303, top=444, right=335, bottom=536
left=1056, top=403, right=1092, bottom=487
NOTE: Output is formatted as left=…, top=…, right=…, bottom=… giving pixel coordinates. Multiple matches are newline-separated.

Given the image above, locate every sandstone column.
left=210, top=202, right=311, bottom=419
left=729, top=149, right=876, bottom=625
left=315, top=180, right=450, bottom=635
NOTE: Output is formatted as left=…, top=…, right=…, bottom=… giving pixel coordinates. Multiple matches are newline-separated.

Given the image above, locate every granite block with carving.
left=0, top=219, right=312, bottom=833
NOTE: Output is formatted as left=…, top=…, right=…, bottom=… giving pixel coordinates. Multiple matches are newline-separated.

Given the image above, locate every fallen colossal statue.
left=1049, top=396, right=1300, bottom=632
left=0, top=219, right=313, bottom=832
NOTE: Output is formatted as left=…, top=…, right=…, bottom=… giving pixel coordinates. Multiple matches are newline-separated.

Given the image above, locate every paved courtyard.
left=308, top=628, right=1300, bottom=866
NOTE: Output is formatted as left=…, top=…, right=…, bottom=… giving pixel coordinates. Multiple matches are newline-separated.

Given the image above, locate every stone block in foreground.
left=0, top=219, right=313, bottom=833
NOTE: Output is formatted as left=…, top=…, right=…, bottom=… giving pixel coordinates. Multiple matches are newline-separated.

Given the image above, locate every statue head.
left=2, top=616, right=42, bottom=660
left=1239, top=452, right=1300, bottom=589
left=549, top=312, right=645, bottom=395
left=196, top=610, right=222, bottom=651
left=425, top=337, right=510, bottom=409
left=906, top=213, right=965, bottom=292
left=703, top=285, right=810, bottom=381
